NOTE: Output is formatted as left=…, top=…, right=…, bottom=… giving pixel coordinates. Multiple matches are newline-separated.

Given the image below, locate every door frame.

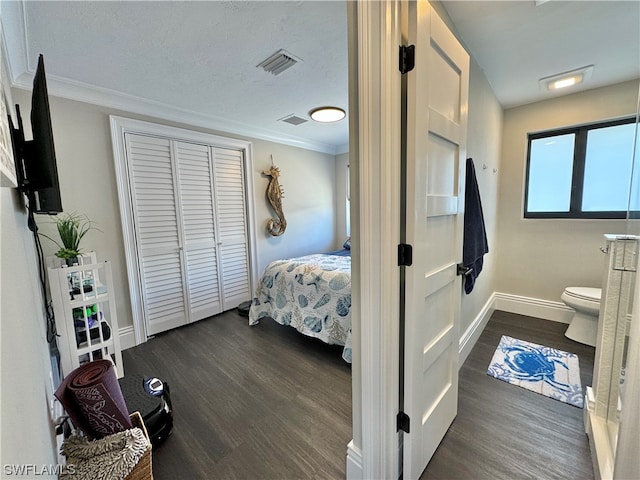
left=110, top=115, right=259, bottom=345
left=347, top=1, right=402, bottom=478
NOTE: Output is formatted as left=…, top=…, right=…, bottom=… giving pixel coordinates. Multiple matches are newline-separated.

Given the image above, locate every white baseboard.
left=346, top=440, right=363, bottom=480
left=119, top=325, right=136, bottom=351
left=494, top=292, right=574, bottom=324
left=459, top=292, right=496, bottom=365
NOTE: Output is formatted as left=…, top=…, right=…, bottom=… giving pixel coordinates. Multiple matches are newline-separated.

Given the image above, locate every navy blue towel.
left=463, top=158, right=489, bottom=294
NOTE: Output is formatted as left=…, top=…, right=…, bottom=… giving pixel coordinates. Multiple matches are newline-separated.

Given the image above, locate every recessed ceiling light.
left=539, top=65, right=594, bottom=91
left=309, top=107, right=346, bottom=123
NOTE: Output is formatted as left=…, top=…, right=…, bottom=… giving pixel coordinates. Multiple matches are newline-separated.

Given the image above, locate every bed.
left=248, top=249, right=352, bottom=363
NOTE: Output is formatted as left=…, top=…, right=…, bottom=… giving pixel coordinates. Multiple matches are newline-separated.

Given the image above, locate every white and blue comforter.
left=248, top=254, right=352, bottom=363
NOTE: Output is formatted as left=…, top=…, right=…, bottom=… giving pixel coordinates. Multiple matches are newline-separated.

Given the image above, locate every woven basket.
left=125, top=412, right=153, bottom=480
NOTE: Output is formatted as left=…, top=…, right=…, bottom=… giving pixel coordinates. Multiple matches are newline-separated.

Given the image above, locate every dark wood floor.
left=122, top=310, right=352, bottom=480
left=123, top=309, right=595, bottom=480
left=422, top=310, right=595, bottom=480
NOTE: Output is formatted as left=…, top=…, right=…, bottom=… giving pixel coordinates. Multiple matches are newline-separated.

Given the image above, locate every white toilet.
left=561, top=286, right=602, bottom=347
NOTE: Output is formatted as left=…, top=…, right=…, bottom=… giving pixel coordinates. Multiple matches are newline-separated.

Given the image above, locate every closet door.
left=175, top=142, right=222, bottom=321
left=125, top=133, right=188, bottom=335
left=213, top=148, right=251, bottom=310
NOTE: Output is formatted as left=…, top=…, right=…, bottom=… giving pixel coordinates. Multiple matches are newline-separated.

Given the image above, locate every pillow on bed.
left=343, top=237, right=351, bottom=250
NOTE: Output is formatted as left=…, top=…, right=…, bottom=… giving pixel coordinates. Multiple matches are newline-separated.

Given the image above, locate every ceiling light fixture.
left=539, top=65, right=594, bottom=91
left=309, top=107, right=346, bottom=123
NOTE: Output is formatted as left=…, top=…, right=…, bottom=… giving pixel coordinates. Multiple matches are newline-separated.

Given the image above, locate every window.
left=525, top=117, right=639, bottom=218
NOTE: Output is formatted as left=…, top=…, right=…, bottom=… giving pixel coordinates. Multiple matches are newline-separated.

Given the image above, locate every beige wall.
left=11, top=90, right=340, bottom=330
left=1, top=58, right=58, bottom=473
left=251, top=140, right=338, bottom=271
left=496, top=80, right=640, bottom=301
left=459, top=58, right=503, bottom=335
left=335, top=151, right=350, bottom=247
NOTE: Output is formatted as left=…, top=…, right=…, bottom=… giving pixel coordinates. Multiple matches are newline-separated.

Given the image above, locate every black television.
left=9, top=54, right=63, bottom=214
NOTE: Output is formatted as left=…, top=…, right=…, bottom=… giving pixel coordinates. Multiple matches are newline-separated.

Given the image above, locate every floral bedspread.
left=248, top=254, right=352, bottom=363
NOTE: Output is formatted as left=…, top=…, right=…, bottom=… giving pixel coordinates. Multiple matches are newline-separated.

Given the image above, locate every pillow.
left=343, top=237, right=351, bottom=250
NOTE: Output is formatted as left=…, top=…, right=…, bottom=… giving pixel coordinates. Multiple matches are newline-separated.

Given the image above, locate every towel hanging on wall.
left=463, top=158, right=489, bottom=294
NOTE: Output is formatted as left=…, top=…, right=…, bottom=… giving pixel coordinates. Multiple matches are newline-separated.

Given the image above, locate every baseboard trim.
left=494, top=292, right=574, bottom=324
left=119, top=325, right=136, bottom=351
left=459, top=292, right=496, bottom=365
left=346, top=440, right=363, bottom=480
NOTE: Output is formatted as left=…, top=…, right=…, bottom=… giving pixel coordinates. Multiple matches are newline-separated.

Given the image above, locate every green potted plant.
left=41, top=213, right=100, bottom=264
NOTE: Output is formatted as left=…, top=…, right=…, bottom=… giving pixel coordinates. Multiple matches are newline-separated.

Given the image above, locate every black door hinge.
left=398, top=244, right=413, bottom=266
left=397, top=411, right=410, bottom=433
left=399, top=45, right=415, bottom=74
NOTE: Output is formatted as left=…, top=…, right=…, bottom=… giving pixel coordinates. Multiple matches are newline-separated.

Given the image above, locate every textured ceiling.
left=3, top=1, right=349, bottom=153
left=441, top=1, right=640, bottom=108
left=1, top=1, right=638, bottom=155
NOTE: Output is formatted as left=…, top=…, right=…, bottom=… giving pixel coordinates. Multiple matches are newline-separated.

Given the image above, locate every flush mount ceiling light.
left=539, top=65, right=594, bottom=91
left=309, top=107, right=346, bottom=123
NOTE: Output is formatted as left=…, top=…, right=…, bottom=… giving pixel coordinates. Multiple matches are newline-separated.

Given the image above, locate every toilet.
left=561, top=286, right=602, bottom=347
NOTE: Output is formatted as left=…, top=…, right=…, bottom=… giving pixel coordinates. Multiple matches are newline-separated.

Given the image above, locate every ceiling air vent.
left=257, top=49, right=302, bottom=76
left=279, top=114, right=308, bottom=126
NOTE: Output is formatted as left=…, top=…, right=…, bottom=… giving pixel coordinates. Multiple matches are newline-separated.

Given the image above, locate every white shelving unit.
left=48, top=256, right=124, bottom=378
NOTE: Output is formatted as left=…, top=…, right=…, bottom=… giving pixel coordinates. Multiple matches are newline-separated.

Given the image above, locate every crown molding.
left=12, top=73, right=342, bottom=155
left=0, top=0, right=30, bottom=84
left=336, top=143, right=350, bottom=155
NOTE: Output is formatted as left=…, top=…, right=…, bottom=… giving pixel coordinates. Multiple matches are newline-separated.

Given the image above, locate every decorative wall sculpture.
left=263, top=156, right=287, bottom=236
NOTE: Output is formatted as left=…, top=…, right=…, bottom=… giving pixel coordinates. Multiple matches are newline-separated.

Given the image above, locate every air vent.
left=279, top=114, right=308, bottom=126
left=257, top=49, right=302, bottom=76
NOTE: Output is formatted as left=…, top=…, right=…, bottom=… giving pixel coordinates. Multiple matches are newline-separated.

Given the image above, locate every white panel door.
left=175, top=141, right=222, bottom=321
left=213, top=147, right=251, bottom=311
left=402, top=3, right=469, bottom=478
left=125, top=133, right=188, bottom=335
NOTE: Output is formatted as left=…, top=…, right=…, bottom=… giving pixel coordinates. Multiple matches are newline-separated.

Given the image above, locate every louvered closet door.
left=125, top=133, right=187, bottom=335
left=175, top=141, right=222, bottom=321
left=213, top=148, right=251, bottom=310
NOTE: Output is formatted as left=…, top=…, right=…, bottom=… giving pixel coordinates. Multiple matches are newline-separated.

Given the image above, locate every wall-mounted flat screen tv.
left=9, top=54, right=63, bottom=214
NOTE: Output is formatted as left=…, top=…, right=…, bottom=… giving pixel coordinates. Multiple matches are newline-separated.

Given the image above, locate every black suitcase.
left=119, top=373, right=173, bottom=447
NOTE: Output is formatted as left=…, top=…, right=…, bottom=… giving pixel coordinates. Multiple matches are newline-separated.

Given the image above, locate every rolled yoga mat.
left=55, top=360, right=132, bottom=439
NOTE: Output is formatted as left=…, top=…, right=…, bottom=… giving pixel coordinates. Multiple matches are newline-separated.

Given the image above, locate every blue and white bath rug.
left=487, top=335, right=584, bottom=408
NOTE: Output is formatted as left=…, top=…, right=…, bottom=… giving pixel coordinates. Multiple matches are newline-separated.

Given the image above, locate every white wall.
left=1, top=57, right=58, bottom=475
left=10, top=91, right=340, bottom=330
left=431, top=0, right=502, bottom=344
left=496, top=80, right=639, bottom=302
left=460, top=58, right=503, bottom=335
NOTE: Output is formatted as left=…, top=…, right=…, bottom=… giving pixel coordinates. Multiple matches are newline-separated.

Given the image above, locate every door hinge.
left=399, top=45, right=415, bottom=74
left=397, top=411, right=410, bottom=433
left=457, top=263, right=472, bottom=276
left=398, top=244, right=413, bottom=266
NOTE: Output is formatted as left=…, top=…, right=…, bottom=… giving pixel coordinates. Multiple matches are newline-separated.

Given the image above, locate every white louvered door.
left=175, top=142, right=222, bottom=321
left=214, top=148, right=251, bottom=311
left=124, top=134, right=250, bottom=336
left=126, top=134, right=188, bottom=335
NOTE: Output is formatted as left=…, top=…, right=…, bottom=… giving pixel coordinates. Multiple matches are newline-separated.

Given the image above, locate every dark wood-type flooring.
left=122, top=310, right=352, bottom=480
left=422, top=310, right=595, bottom=480
left=123, top=309, right=595, bottom=480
